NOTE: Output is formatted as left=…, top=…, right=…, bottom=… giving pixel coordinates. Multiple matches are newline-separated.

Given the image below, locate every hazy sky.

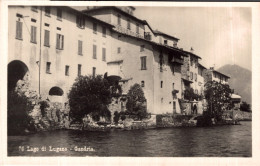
left=134, top=7, right=252, bottom=71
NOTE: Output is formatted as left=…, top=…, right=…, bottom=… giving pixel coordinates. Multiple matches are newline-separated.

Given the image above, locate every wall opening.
left=49, top=87, right=64, bottom=96
left=8, top=60, right=29, bottom=91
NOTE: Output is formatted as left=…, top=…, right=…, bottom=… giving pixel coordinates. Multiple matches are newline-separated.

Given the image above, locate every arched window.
left=49, top=86, right=64, bottom=96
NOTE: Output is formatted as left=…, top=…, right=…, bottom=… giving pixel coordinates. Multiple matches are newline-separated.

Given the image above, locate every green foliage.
left=240, top=101, right=251, bottom=112
left=204, top=81, right=232, bottom=121
left=184, top=87, right=201, bottom=101
left=126, top=83, right=148, bottom=120
left=8, top=91, right=33, bottom=135
left=68, top=75, right=113, bottom=122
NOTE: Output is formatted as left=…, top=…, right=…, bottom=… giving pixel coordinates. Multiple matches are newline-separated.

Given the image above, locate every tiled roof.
left=154, top=30, right=179, bottom=41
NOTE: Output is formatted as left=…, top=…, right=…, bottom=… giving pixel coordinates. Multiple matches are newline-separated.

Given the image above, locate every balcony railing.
left=170, top=56, right=184, bottom=65
left=144, top=32, right=152, bottom=41
left=115, top=25, right=144, bottom=39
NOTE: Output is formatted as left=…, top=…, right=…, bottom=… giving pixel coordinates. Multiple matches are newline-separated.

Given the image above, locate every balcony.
left=170, top=56, right=184, bottom=65
left=144, top=32, right=152, bottom=41
left=114, top=25, right=144, bottom=39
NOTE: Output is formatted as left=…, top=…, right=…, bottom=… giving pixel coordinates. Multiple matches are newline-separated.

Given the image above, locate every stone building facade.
left=8, top=6, right=231, bottom=118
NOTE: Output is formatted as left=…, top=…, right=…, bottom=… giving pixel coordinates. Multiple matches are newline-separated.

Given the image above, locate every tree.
left=68, top=75, right=112, bottom=122
left=204, top=81, right=232, bottom=121
left=8, top=90, right=33, bottom=135
left=126, top=83, right=147, bottom=120
left=184, top=87, right=201, bottom=101
left=240, top=101, right=251, bottom=112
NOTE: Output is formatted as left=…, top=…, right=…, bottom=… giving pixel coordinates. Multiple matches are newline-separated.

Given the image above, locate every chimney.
left=190, top=47, right=194, bottom=53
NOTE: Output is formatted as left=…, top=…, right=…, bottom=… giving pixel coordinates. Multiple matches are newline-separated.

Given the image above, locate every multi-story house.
left=204, top=67, right=230, bottom=84
left=8, top=6, right=114, bottom=103
left=84, top=6, right=186, bottom=114
left=197, top=63, right=207, bottom=96
left=180, top=48, right=202, bottom=99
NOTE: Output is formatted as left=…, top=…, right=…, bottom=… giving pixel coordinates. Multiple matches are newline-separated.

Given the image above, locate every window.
left=45, top=7, right=51, bottom=16
left=190, top=72, right=193, bottom=80
left=56, top=34, right=64, bottom=50
left=173, top=41, right=177, bottom=48
left=78, top=64, right=81, bottom=76
left=65, top=65, right=69, bottom=76
left=140, top=45, right=145, bottom=52
left=78, top=40, right=83, bottom=55
left=136, top=23, right=139, bottom=34
left=16, top=21, right=23, bottom=40
left=117, top=14, right=121, bottom=25
left=30, top=26, right=37, bottom=43
left=44, top=30, right=50, bottom=47
left=117, top=47, right=121, bottom=54
left=93, top=23, right=97, bottom=34
left=172, top=83, right=175, bottom=90
left=102, top=48, right=106, bottom=61
left=161, top=81, right=163, bottom=88
left=31, top=6, right=38, bottom=12
left=93, top=45, right=97, bottom=59
left=76, top=15, right=85, bottom=28
left=195, top=59, right=198, bottom=68
left=190, top=57, right=193, bottom=66
left=92, top=67, right=96, bottom=77
left=164, top=40, right=168, bottom=45
left=141, top=56, right=147, bottom=70
left=127, top=19, right=131, bottom=30
left=195, top=73, right=197, bottom=82
left=141, top=81, right=145, bottom=87
left=102, top=26, right=106, bottom=37
left=57, top=8, right=62, bottom=20
left=46, top=62, right=51, bottom=74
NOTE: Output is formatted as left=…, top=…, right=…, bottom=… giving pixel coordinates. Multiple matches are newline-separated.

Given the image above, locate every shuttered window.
left=102, top=48, right=106, bottom=61
left=93, top=23, right=97, bottom=34
left=136, top=24, right=139, bottom=34
left=76, top=15, right=85, bottom=28
left=30, top=26, right=37, bottom=43
left=16, top=21, right=23, bottom=40
left=78, top=64, right=82, bottom=76
left=102, top=26, right=106, bottom=37
left=195, top=73, right=197, bottom=82
left=65, top=65, right=69, bottom=76
left=92, top=67, right=96, bottom=77
left=57, top=8, right=62, bottom=20
left=127, top=19, right=131, bottom=29
left=56, top=34, right=64, bottom=50
left=93, top=45, right=97, bottom=59
left=190, top=72, right=193, bottom=80
left=45, top=7, right=51, bottom=16
left=78, top=40, right=83, bottom=55
left=141, top=56, right=147, bottom=70
left=44, top=30, right=50, bottom=47
left=46, top=62, right=51, bottom=74
left=117, top=14, right=121, bottom=25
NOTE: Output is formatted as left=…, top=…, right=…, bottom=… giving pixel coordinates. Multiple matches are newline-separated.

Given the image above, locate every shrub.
left=113, top=111, right=120, bottom=124
left=68, top=75, right=113, bottom=122
left=126, top=83, right=148, bottom=120
left=8, top=90, right=33, bottom=135
left=240, top=101, right=251, bottom=112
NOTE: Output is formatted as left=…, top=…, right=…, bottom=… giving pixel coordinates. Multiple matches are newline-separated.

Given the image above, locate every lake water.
left=8, top=121, right=251, bottom=157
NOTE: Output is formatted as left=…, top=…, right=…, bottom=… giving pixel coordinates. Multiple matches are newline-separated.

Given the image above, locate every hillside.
left=217, top=64, right=252, bottom=105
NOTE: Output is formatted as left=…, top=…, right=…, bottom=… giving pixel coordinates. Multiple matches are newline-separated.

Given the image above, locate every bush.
left=8, top=91, right=33, bottom=135
left=184, top=87, right=201, bottom=101
left=126, top=83, right=148, bottom=120
left=68, top=75, right=113, bottom=122
left=240, top=101, right=251, bottom=112
left=113, top=111, right=120, bottom=124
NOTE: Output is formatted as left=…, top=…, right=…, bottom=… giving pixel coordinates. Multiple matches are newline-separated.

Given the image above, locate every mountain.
left=217, top=64, right=252, bottom=105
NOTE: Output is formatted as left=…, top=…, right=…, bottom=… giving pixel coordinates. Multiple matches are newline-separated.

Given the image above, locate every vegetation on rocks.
left=184, top=87, right=202, bottom=101
left=126, top=83, right=148, bottom=120
left=68, top=75, right=119, bottom=122
left=8, top=90, right=34, bottom=135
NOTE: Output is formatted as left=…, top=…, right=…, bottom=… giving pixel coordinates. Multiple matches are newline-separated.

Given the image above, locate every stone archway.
left=8, top=60, right=29, bottom=91
left=49, top=86, right=64, bottom=96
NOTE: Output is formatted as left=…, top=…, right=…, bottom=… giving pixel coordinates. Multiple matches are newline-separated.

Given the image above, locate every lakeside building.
left=204, top=67, right=230, bottom=84
left=8, top=6, right=231, bottom=117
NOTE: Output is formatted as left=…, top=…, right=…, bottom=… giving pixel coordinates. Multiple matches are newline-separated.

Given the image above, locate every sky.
left=134, top=7, right=252, bottom=71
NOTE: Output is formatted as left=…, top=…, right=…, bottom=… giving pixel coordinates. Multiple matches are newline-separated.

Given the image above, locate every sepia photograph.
left=1, top=1, right=259, bottom=164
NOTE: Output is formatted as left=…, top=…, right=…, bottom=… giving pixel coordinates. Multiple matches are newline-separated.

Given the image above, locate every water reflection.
left=8, top=121, right=251, bottom=157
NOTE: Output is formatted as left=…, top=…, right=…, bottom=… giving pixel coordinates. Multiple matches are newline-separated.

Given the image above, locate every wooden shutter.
left=102, top=48, right=106, bottom=61
left=93, top=45, right=96, bottom=59
left=61, top=35, right=64, bottom=49
left=44, top=30, right=50, bottom=46
left=78, top=40, right=82, bottom=55
left=56, top=34, right=59, bottom=49
left=16, top=21, right=23, bottom=39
